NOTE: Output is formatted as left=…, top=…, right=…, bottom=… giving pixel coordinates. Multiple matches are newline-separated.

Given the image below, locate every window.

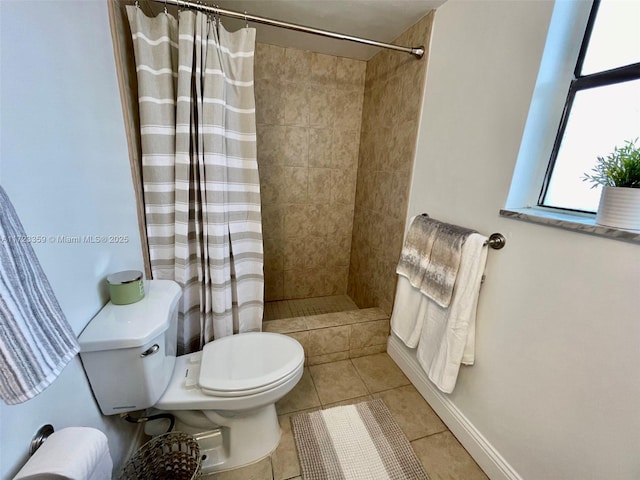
left=539, top=0, right=640, bottom=213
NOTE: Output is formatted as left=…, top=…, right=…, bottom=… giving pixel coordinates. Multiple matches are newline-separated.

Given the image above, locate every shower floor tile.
left=264, top=294, right=358, bottom=321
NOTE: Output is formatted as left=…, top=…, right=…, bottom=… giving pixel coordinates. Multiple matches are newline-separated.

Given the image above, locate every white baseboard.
left=387, top=335, right=522, bottom=480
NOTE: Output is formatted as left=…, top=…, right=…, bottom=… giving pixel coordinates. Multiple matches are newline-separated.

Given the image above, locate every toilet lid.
left=199, top=332, right=304, bottom=396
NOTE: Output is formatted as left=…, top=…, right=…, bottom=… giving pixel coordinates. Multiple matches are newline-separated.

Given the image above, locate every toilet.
left=78, top=280, right=304, bottom=474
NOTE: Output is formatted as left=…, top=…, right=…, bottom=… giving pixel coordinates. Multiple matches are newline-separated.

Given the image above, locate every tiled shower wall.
left=254, top=44, right=366, bottom=301
left=348, top=13, right=435, bottom=314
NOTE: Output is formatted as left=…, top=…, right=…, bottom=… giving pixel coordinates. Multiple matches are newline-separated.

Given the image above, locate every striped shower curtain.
left=127, top=6, right=263, bottom=353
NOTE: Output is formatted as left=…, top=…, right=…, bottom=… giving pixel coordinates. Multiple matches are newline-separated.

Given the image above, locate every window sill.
left=499, top=207, right=640, bottom=245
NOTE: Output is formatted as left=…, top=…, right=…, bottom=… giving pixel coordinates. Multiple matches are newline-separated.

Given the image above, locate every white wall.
left=409, top=0, right=640, bottom=478
left=0, top=1, right=143, bottom=478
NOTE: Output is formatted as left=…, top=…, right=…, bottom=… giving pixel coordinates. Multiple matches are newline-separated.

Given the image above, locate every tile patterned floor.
left=264, top=295, right=359, bottom=321
left=201, top=353, right=488, bottom=480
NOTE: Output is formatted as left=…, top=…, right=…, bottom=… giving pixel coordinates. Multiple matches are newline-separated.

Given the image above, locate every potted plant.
left=583, top=139, right=640, bottom=231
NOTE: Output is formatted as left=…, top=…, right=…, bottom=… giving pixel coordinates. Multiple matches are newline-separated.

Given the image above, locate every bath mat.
left=291, top=399, right=429, bottom=480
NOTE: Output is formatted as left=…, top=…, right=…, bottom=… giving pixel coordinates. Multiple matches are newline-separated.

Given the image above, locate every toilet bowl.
left=78, top=280, right=304, bottom=474
left=153, top=332, right=304, bottom=472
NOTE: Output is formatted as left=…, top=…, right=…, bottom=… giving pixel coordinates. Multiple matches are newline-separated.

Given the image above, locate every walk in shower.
left=255, top=18, right=434, bottom=320
left=109, top=0, right=434, bottom=325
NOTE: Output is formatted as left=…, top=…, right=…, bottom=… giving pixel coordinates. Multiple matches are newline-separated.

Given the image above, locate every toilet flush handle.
left=140, top=344, right=160, bottom=358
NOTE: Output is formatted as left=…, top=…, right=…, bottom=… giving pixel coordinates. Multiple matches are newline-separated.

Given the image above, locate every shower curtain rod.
left=148, top=0, right=425, bottom=59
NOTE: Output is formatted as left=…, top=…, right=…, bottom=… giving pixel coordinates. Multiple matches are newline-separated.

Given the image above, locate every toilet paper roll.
left=13, top=427, right=113, bottom=480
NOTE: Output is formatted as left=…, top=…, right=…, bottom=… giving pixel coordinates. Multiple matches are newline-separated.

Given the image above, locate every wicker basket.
left=118, top=432, right=201, bottom=480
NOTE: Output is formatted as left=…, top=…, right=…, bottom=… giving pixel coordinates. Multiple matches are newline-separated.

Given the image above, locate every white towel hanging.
left=416, top=233, right=487, bottom=393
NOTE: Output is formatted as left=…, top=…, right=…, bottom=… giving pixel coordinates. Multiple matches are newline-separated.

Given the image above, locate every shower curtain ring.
left=206, top=3, right=214, bottom=25
left=134, top=0, right=140, bottom=8
left=244, top=11, right=249, bottom=28
left=164, top=0, right=168, bottom=15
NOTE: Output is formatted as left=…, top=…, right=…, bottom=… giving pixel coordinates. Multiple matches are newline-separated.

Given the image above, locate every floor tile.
left=411, top=431, right=489, bottom=480
left=272, top=414, right=301, bottom=480
left=202, top=455, right=273, bottom=480
left=309, top=359, right=369, bottom=404
left=321, top=394, right=373, bottom=410
left=373, top=385, right=447, bottom=441
left=276, top=368, right=321, bottom=414
left=351, top=353, right=410, bottom=393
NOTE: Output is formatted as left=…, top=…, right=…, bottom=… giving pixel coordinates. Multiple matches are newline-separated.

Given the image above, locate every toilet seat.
left=198, top=332, right=304, bottom=397
left=200, top=366, right=302, bottom=397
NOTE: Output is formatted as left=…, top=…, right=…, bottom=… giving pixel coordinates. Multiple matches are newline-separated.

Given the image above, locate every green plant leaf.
left=582, top=138, right=640, bottom=189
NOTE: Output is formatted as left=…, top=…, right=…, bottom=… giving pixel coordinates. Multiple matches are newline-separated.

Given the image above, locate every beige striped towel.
left=396, top=215, right=475, bottom=308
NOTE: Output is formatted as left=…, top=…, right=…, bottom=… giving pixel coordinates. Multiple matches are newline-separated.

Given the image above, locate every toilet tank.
left=78, top=280, right=182, bottom=415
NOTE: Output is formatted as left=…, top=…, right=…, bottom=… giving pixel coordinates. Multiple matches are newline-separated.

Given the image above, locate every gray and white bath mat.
left=292, top=399, right=429, bottom=480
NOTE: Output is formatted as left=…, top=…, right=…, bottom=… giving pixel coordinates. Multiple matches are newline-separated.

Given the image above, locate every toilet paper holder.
left=30, top=424, right=54, bottom=456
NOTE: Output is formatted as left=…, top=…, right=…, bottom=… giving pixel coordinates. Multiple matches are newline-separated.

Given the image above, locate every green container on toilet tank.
left=107, top=270, right=144, bottom=305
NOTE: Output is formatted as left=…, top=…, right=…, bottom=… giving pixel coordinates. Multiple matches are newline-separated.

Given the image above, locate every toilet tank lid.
left=78, top=280, right=182, bottom=352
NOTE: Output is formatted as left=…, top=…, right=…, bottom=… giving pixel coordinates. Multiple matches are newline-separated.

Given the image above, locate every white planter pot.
left=595, top=186, right=640, bottom=231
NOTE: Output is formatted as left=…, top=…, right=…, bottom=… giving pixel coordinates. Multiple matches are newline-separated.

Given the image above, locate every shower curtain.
left=127, top=6, right=263, bottom=353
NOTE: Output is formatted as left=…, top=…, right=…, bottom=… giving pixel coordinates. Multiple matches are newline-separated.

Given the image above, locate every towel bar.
left=418, top=214, right=506, bottom=250
left=486, top=233, right=506, bottom=250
